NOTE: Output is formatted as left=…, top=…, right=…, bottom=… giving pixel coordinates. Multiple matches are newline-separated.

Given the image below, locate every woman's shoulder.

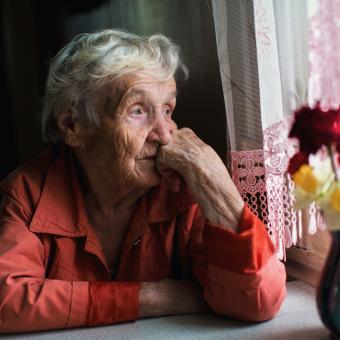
left=0, top=147, right=58, bottom=210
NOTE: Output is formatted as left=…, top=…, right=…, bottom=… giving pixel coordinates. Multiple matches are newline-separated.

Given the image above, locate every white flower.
left=318, top=181, right=340, bottom=230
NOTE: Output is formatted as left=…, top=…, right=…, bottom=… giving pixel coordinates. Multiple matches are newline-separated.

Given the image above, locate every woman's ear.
left=57, top=111, right=83, bottom=147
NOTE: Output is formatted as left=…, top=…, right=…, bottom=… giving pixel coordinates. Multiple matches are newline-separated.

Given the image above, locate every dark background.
left=0, top=0, right=228, bottom=179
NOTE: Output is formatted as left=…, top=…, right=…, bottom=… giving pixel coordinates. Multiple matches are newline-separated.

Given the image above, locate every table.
left=0, top=281, right=331, bottom=340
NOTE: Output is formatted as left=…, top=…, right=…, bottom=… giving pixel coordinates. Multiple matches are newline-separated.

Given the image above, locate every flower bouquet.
left=288, top=103, right=340, bottom=227
left=288, top=103, right=340, bottom=335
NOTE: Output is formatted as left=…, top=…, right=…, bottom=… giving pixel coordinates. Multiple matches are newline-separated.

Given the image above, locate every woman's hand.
left=139, top=279, right=209, bottom=318
left=156, top=128, right=244, bottom=231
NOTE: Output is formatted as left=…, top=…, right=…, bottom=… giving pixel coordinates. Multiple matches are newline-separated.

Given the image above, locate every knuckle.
left=181, top=127, right=193, bottom=134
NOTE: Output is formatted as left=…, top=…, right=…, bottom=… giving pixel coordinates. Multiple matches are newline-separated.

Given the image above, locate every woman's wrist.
left=204, top=199, right=244, bottom=231
left=139, top=282, right=160, bottom=318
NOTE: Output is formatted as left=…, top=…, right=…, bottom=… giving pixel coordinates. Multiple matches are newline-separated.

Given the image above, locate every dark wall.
left=1, top=0, right=227, bottom=178
left=0, top=12, right=16, bottom=179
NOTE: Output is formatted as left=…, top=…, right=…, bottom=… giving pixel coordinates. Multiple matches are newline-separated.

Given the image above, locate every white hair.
left=41, top=29, right=188, bottom=144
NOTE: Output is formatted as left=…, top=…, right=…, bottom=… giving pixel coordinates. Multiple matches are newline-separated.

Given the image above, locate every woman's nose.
left=147, top=114, right=173, bottom=145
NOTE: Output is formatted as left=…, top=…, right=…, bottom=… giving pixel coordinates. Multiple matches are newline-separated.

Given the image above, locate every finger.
left=170, top=120, right=178, bottom=133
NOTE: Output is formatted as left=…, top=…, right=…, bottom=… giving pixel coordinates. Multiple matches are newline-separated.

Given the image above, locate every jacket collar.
left=29, top=146, right=90, bottom=236
left=28, top=146, right=194, bottom=237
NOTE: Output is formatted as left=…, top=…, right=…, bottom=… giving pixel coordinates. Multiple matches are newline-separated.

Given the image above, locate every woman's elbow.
left=249, top=261, right=287, bottom=322
left=245, top=282, right=287, bottom=322
left=206, top=281, right=286, bottom=323
left=204, top=260, right=287, bottom=322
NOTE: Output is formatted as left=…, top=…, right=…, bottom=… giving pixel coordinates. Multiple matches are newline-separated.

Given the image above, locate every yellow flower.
left=291, top=153, right=334, bottom=211
left=330, top=187, right=340, bottom=212
left=293, top=165, right=318, bottom=193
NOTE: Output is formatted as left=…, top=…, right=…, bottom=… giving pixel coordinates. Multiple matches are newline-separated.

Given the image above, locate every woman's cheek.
left=113, top=118, right=150, bottom=161
left=122, top=127, right=149, bottom=159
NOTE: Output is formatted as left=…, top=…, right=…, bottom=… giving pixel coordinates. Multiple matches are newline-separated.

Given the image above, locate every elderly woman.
left=0, top=29, right=286, bottom=333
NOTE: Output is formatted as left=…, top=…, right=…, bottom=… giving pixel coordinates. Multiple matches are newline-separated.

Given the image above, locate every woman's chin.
left=135, top=167, right=161, bottom=189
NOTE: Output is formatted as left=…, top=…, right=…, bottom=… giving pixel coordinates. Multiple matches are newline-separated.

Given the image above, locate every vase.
left=317, top=231, right=340, bottom=335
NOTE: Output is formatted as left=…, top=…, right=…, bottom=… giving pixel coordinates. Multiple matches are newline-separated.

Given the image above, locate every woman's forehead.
left=122, top=83, right=177, bottom=102
left=109, top=75, right=176, bottom=104
left=120, top=73, right=177, bottom=97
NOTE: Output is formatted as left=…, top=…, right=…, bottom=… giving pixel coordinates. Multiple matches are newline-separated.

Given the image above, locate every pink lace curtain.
left=230, top=117, right=326, bottom=260
left=213, top=0, right=337, bottom=260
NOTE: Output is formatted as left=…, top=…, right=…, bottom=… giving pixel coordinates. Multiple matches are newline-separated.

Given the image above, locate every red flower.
left=288, top=151, right=309, bottom=175
left=289, top=104, right=340, bottom=156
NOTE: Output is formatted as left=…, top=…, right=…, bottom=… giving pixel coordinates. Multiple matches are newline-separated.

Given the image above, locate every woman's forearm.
left=181, top=149, right=244, bottom=231
left=157, top=129, right=244, bottom=232
left=139, top=279, right=209, bottom=318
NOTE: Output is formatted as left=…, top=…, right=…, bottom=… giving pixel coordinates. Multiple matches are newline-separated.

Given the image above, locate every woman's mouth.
left=135, top=155, right=157, bottom=170
left=136, top=154, right=157, bottom=161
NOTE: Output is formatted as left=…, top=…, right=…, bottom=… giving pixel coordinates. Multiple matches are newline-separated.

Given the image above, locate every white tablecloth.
left=0, top=281, right=331, bottom=340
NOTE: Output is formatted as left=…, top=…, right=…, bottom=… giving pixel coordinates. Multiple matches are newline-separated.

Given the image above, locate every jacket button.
left=133, top=237, right=142, bottom=246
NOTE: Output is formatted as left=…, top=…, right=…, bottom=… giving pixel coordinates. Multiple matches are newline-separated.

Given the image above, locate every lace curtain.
left=212, top=0, right=335, bottom=259
left=308, top=0, right=340, bottom=108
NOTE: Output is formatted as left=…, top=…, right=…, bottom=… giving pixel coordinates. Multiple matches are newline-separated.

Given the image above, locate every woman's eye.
left=164, top=107, right=173, bottom=116
left=131, top=108, right=144, bottom=116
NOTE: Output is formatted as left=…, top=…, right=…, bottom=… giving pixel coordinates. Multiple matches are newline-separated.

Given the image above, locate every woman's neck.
left=74, top=150, right=147, bottom=221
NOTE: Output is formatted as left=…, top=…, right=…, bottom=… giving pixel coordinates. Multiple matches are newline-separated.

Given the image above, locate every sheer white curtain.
left=212, top=0, right=313, bottom=259
left=308, top=0, right=340, bottom=108
left=212, top=0, right=309, bottom=146
left=212, top=0, right=263, bottom=152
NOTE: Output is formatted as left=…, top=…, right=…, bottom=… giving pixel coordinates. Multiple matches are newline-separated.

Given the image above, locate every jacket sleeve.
left=0, top=191, right=140, bottom=333
left=189, top=204, right=286, bottom=322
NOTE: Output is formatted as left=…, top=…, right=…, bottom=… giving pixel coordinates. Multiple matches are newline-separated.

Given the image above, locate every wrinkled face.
left=80, top=72, right=177, bottom=190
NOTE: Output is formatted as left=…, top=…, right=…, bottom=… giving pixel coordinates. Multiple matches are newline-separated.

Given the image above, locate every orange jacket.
left=0, top=146, right=286, bottom=333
